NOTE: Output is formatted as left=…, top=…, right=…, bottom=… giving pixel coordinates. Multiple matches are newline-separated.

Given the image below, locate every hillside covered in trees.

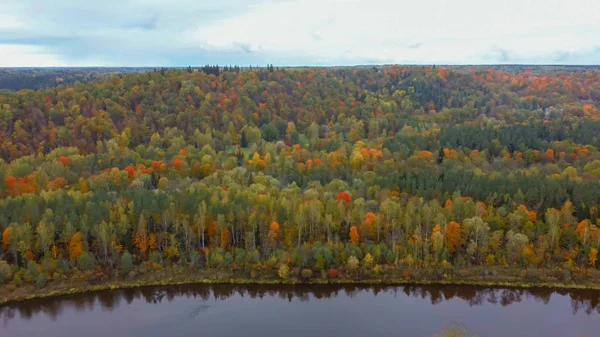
left=2, top=65, right=600, bottom=294
left=0, top=68, right=149, bottom=92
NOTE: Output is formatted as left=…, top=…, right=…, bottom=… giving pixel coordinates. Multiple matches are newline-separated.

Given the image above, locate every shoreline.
left=3, top=268, right=600, bottom=306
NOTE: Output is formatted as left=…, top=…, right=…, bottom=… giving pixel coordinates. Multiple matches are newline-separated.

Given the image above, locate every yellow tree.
left=589, top=248, right=598, bottom=267
left=446, top=221, right=462, bottom=255
left=68, top=232, right=84, bottom=260
left=269, top=221, right=280, bottom=248
left=350, top=226, right=360, bottom=245
left=431, top=225, right=444, bottom=262
left=220, top=228, right=231, bottom=249
left=134, top=215, right=149, bottom=256
left=2, top=226, right=11, bottom=253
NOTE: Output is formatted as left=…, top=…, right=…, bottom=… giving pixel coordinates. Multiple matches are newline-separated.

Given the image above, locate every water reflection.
left=2, top=284, right=600, bottom=326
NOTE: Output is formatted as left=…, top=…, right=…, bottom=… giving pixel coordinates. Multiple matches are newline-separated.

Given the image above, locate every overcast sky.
left=1, top=0, right=599, bottom=67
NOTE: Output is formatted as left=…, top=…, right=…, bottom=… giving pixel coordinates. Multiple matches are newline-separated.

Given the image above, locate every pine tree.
left=241, top=131, right=248, bottom=148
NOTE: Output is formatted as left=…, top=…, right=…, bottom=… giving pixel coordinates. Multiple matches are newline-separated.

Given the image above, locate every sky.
left=1, top=0, right=600, bottom=67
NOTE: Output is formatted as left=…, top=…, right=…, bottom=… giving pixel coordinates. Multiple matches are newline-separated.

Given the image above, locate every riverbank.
left=2, top=265, right=600, bottom=305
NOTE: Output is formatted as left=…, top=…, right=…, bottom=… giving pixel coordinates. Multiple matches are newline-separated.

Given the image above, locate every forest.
left=0, top=68, right=151, bottom=92
left=1, top=65, right=600, bottom=293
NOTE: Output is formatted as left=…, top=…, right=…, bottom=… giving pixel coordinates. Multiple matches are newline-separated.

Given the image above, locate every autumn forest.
left=2, top=65, right=600, bottom=297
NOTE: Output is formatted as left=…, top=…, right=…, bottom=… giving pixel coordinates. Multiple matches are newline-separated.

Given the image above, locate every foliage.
left=0, top=260, right=12, bottom=284
left=77, top=253, right=96, bottom=271
left=121, top=251, right=133, bottom=275
left=1, top=66, right=600, bottom=288
left=35, top=273, right=47, bottom=289
left=278, top=264, right=290, bottom=279
left=68, top=232, right=84, bottom=261
left=300, top=269, right=313, bottom=279
left=347, top=256, right=359, bottom=270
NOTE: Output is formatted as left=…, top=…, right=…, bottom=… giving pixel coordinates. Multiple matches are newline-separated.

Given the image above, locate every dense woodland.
left=1, top=65, right=600, bottom=288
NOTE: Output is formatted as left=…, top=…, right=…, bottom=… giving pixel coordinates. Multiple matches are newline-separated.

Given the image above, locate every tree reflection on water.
left=1, top=284, right=600, bottom=325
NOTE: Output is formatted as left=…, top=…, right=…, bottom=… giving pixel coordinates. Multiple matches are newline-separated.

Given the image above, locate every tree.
left=350, top=225, right=360, bottom=245
left=220, top=227, right=231, bottom=249
left=431, top=225, right=444, bottom=262
left=347, top=255, right=359, bottom=271
left=240, top=131, right=248, bottom=147
left=506, top=230, right=528, bottom=265
left=134, top=215, right=149, bottom=255
left=121, top=251, right=133, bottom=275
left=545, top=208, right=560, bottom=250
left=0, top=260, right=12, bottom=284
left=269, top=221, right=280, bottom=248
left=15, top=224, right=32, bottom=265
left=77, top=253, right=96, bottom=271
left=590, top=248, right=598, bottom=267
left=69, top=232, right=85, bottom=261
left=446, top=221, right=462, bottom=255
left=381, top=198, right=400, bottom=248
left=98, top=221, right=114, bottom=263
left=36, top=216, right=55, bottom=257
left=261, top=123, right=279, bottom=142
left=463, top=216, right=490, bottom=262
left=2, top=227, right=12, bottom=253
left=437, top=146, right=444, bottom=164
left=337, top=192, right=352, bottom=203
left=79, top=177, right=89, bottom=193
left=362, top=253, right=374, bottom=268
left=278, top=264, right=289, bottom=279
left=2, top=226, right=18, bottom=266
left=576, top=220, right=591, bottom=246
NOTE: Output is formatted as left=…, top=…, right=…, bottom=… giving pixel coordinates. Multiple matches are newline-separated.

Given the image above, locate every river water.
left=1, top=284, right=599, bottom=337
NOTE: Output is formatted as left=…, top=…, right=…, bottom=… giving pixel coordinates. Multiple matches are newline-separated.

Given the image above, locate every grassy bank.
left=2, top=265, right=600, bottom=305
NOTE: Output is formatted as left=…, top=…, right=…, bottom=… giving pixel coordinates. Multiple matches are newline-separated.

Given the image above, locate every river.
left=1, top=284, right=598, bottom=337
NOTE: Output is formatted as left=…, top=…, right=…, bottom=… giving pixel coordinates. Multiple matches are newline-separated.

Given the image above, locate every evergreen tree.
left=241, top=131, right=248, bottom=148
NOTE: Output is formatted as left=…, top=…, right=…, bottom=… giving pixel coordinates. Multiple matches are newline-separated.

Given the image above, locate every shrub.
left=363, top=253, right=374, bottom=268
left=36, top=274, right=47, bottom=289
left=121, top=251, right=133, bottom=275
left=457, top=268, right=471, bottom=278
left=234, top=250, right=246, bottom=269
left=440, top=260, right=453, bottom=270
left=0, top=260, right=12, bottom=284
left=278, top=264, right=290, bottom=279
left=189, top=251, right=199, bottom=269
left=403, top=254, right=415, bottom=267
left=385, top=251, right=395, bottom=264
left=13, top=273, right=23, bottom=286
left=27, top=261, right=40, bottom=278
left=77, top=253, right=96, bottom=271
left=347, top=256, right=359, bottom=270
left=223, top=253, right=234, bottom=269
left=138, top=262, right=149, bottom=274
left=41, top=258, right=55, bottom=274
left=209, top=253, right=223, bottom=268
left=56, top=259, right=71, bottom=274
left=150, top=251, right=163, bottom=265
left=301, top=269, right=313, bottom=279
left=315, top=254, right=325, bottom=270
left=327, top=268, right=339, bottom=279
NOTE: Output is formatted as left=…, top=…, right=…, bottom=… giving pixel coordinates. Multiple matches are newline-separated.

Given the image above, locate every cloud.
left=0, top=0, right=599, bottom=66
left=120, top=13, right=159, bottom=31
left=0, top=45, right=63, bottom=67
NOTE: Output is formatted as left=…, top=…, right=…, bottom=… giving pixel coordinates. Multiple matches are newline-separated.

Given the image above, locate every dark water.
left=1, top=284, right=599, bottom=337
